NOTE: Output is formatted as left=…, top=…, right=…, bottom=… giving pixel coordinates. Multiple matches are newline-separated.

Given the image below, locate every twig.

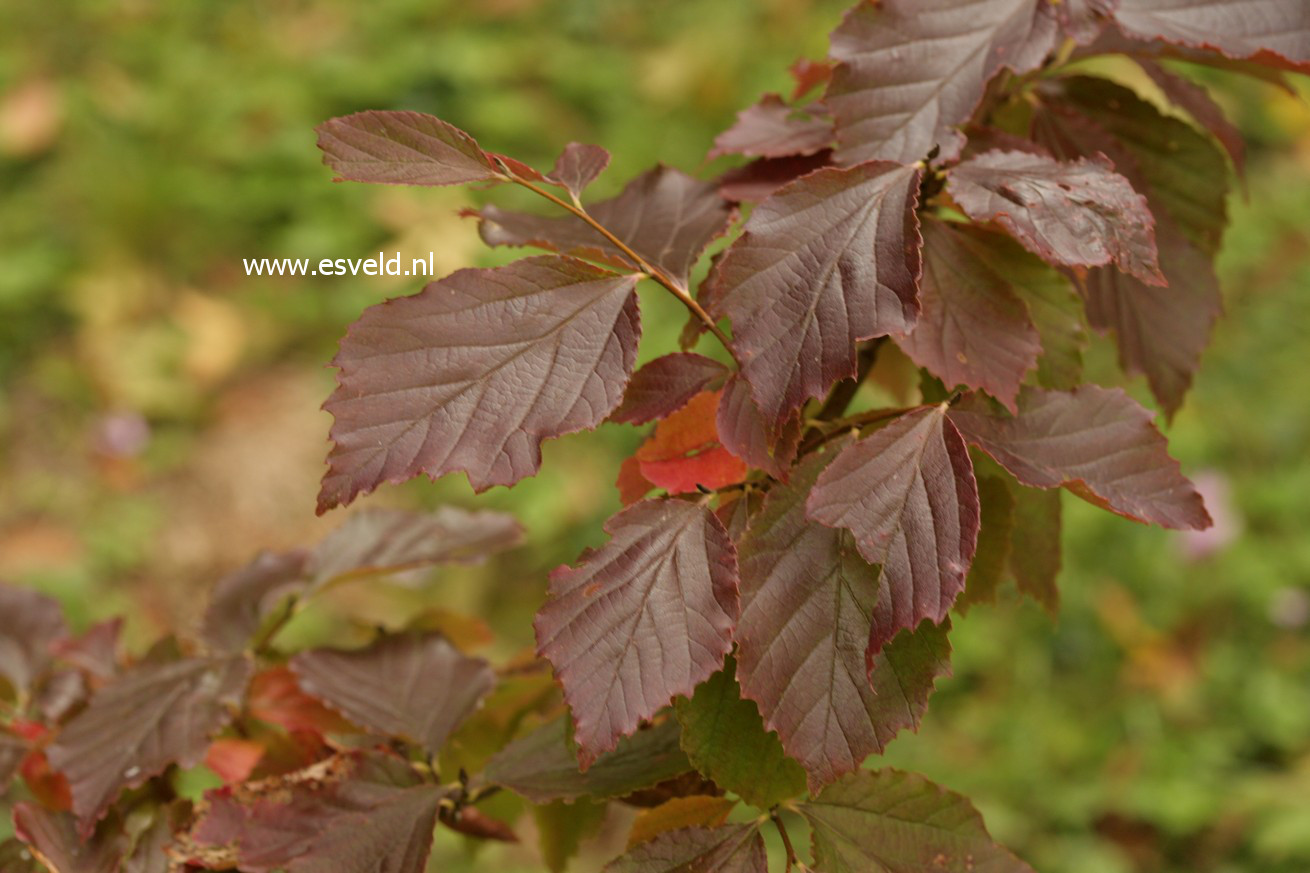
left=772, top=811, right=799, bottom=871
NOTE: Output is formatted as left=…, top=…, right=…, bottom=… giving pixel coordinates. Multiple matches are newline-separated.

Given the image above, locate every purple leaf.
left=946, top=150, right=1164, bottom=285
left=291, top=632, right=495, bottom=755
left=534, top=500, right=739, bottom=767
left=603, top=824, right=767, bottom=873
left=806, top=406, right=980, bottom=656
left=0, top=584, right=66, bottom=698
left=1112, top=0, right=1310, bottom=71
left=316, top=110, right=504, bottom=186
left=709, top=94, right=833, bottom=160
left=710, top=161, right=922, bottom=429
left=307, top=506, right=524, bottom=588
left=800, top=769, right=1036, bottom=873
left=893, top=221, right=1042, bottom=412
left=1056, top=0, right=1119, bottom=44
left=611, top=353, right=730, bottom=425
left=826, top=0, right=1060, bottom=164
left=949, top=385, right=1211, bottom=530
left=187, top=752, right=445, bottom=873
left=47, top=655, right=252, bottom=833
left=715, top=374, right=801, bottom=480
left=319, top=256, right=640, bottom=510
left=736, top=450, right=952, bottom=792
left=475, top=166, right=735, bottom=285
left=547, top=142, right=612, bottom=198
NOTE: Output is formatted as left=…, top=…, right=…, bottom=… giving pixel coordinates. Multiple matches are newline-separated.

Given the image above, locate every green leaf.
left=482, top=716, right=692, bottom=804
left=534, top=799, right=607, bottom=873
left=673, top=659, right=806, bottom=809
left=956, top=474, right=1016, bottom=614
left=800, top=770, right=1035, bottom=873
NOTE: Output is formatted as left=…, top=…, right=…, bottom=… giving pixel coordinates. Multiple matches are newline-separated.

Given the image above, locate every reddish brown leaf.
left=439, top=807, right=518, bottom=843
left=476, top=166, right=735, bottom=285
left=807, top=407, right=980, bottom=656
left=716, top=151, right=834, bottom=203
left=534, top=501, right=739, bottom=766
left=946, top=150, right=1164, bottom=285
left=617, top=455, right=657, bottom=506
left=47, top=655, right=252, bottom=833
left=50, top=618, right=122, bottom=681
left=0, top=585, right=66, bottom=697
left=319, top=256, right=640, bottom=509
left=603, top=824, right=766, bottom=873
left=0, top=729, right=25, bottom=793
left=307, top=506, right=523, bottom=589
left=547, top=142, right=611, bottom=198
left=634, top=390, right=748, bottom=495
left=200, top=550, right=308, bottom=656
left=827, top=0, right=1060, bottom=164
left=710, top=161, right=922, bottom=429
left=316, top=111, right=504, bottom=186
left=1056, top=0, right=1118, bottom=43
left=187, top=752, right=444, bottom=873
left=1112, top=0, right=1310, bottom=71
left=13, top=804, right=124, bottom=873
left=20, top=751, right=71, bottom=811
left=949, top=386, right=1211, bottom=530
left=715, top=374, right=801, bottom=481
left=292, top=632, right=494, bottom=755
left=611, top=353, right=729, bottom=426
left=893, top=221, right=1042, bottom=412
left=736, top=450, right=952, bottom=791
left=709, top=94, right=833, bottom=160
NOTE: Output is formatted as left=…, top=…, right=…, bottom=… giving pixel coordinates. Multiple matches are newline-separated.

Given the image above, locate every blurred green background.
left=1, top=0, right=1308, bottom=871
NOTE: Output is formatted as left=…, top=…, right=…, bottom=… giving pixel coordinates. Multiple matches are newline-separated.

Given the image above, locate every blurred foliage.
left=1, top=0, right=1309, bottom=870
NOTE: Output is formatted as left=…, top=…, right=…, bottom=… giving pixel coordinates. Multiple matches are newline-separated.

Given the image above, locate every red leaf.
left=715, top=374, right=801, bottom=480
left=47, top=655, right=252, bottom=833
left=319, top=256, right=640, bottom=509
left=315, top=111, right=504, bottom=186
left=475, top=166, right=735, bottom=285
left=19, top=751, right=71, bottom=811
left=617, top=455, right=657, bottom=506
left=827, top=0, right=1060, bottom=164
left=247, top=666, right=356, bottom=737
left=946, top=150, right=1164, bottom=285
left=205, top=738, right=265, bottom=785
left=634, top=391, right=748, bottom=495
left=611, top=353, right=729, bottom=426
left=893, top=220, right=1042, bottom=412
left=534, top=501, right=740, bottom=767
left=547, top=142, right=612, bottom=199
left=710, top=161, right=922, bottom=429
left=789, top=58, right=832, bottom=100
left=709, top=94, right=833, bottom=160
left=948, top=386, right=1211, bottom=530
left=806, top=407, right=980, bottom=656
left=291, top=632, right=495, bottom=755
left=736, top=450, right=952, bottom=792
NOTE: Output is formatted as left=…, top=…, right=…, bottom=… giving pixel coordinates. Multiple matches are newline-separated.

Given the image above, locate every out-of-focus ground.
left=1, top=1, right=1308, bottom=870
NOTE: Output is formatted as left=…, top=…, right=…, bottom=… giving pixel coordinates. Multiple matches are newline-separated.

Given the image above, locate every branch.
left=508, top=174, right=739, bottom=365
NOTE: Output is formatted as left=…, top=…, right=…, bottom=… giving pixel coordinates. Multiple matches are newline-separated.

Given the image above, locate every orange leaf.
left=632, top=391, right=747, bottom=494
left=617, top=455, right=656, bottom=505
left=627, top=795, right=737, bottom=847
left=20, top=751, right=71, bottom=811
left=247, top=666, right=355, bottom=736
left=205, top=738, right=265, bottom=784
